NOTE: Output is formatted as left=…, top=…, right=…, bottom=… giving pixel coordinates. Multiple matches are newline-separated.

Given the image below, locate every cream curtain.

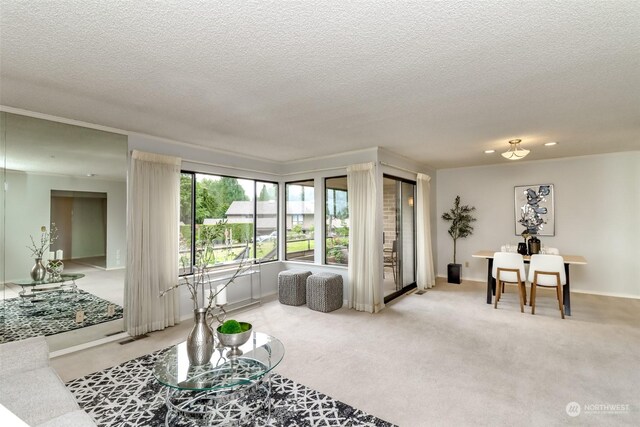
left=416, top=173, right=436, bottom=290
left=125, top=150, right=181, bottom=336
left=347, top=162, right=383, bottom=313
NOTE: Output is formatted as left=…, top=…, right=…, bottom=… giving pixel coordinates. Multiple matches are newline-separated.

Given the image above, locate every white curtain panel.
left=125, top=150, right=181, bottom=336
left=416, top=173, right=436, bottom=290
left=347, top=162, right=383, bottom=313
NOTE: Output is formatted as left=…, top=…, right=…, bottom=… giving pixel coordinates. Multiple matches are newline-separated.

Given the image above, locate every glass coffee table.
left=153, top=331, right=284, bottom=426
left=11, top=273, right=84, bottom=304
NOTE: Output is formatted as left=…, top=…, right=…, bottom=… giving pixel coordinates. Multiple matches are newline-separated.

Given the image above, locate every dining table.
left=472, top=250, right=587, bottom=316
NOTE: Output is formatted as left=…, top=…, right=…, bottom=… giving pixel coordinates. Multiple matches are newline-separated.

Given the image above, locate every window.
left=255, top=182, right=278, bottom=262
left=291, top=214, right=303, bottom=226
left=285, top=180, right=314, bottom=262
left=180, top=172, right=278, bottom=274
left=325, top=176, right=349, bottom=266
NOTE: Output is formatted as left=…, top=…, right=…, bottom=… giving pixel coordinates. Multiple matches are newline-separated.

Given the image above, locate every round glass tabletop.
left=153, top=332, right=285, bottom=391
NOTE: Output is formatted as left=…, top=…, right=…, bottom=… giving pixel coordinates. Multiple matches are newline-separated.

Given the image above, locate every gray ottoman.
left=306, top=273, right=344, bottom=313
left=278, top=270, right=312, bottom=306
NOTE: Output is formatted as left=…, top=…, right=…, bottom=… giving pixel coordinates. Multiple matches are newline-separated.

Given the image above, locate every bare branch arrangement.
left=160, top=244, right=252, bottom=313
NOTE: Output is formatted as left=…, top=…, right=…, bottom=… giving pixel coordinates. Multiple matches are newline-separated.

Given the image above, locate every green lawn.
left=286, top=239, right=314, bottom=253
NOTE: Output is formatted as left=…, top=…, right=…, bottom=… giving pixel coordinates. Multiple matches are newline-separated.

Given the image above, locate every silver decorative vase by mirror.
left=186, top=308, right=214, bottom=366
left=30, top=258, right=47, bottom=282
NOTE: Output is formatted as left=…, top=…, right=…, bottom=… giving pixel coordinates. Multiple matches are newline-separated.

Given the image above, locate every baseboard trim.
left=436, top=275, right=640, bottom=299
left=569, top=289, right=640, bottom=300
left=50, top=332, right=130, bottom=358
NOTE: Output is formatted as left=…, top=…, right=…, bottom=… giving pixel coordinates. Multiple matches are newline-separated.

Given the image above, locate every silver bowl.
left=216, top=322, right=252, bottom=357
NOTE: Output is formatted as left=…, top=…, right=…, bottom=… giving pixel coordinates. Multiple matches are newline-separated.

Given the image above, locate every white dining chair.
left=492, top=252, right=526, bottom=312
left=528, top=254, right=566, bottom=319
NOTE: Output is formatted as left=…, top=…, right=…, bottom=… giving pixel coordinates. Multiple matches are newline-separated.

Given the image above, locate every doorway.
left=383, top=176, right=416, bottom=302
left=50, top=190, right=107, bottom=269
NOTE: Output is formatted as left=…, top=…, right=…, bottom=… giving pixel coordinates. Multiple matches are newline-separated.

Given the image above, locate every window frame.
left=284, top=179, right=315, bottom=262
left=324, top=175, right=349, bottom=266
left=180, top=170, right=279, bottom=276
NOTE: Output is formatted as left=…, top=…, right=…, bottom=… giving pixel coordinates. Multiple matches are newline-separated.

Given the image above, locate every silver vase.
left=30, top=258, right=47, bottom=282
left=186, top=308, right=214, bottom=366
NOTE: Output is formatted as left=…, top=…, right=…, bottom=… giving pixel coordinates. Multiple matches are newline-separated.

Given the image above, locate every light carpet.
left=52, top=279, right=640, bottom=426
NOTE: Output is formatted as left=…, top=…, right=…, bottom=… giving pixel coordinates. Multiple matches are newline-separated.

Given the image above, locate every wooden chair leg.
left=502, top=282, right=505, bottom=293
left=531, top=283, right=537, bottom=315
left=529, top=284, right=533, bottom=306
left=521, top=282, right=527, bottom=306
left=517, top=280, right=524, bottom=313
left=557, top=282, right=565, bottom=319
left=495, top=279, right=502, bottom=309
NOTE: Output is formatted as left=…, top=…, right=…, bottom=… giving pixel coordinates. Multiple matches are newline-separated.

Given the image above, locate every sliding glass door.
left=383, top=175, right=416, bottom=302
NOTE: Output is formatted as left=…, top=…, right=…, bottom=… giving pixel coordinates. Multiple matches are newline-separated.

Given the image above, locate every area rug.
left=0, top=290, right=123, bottom=343
left=66, top=348, right=396, bottom=426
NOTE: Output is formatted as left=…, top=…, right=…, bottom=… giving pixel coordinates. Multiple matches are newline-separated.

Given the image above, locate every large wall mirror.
left=1, top=112, right=127, bottom=351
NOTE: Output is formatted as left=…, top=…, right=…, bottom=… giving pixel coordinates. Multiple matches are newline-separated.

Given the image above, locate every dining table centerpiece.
left=160, top=245, right=251, bottom=365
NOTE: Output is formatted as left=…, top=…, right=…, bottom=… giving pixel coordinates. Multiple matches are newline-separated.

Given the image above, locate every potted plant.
left=441, top=196, right=476, bottom=284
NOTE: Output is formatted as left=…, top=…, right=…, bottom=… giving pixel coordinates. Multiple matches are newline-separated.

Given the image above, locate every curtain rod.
left=280, top=166, right=347, bottom=176
left=183, top=158, right=280, bottom=177
left=379, top=161, right=419, bottom=176
left=183, top=159, right=347, bottom=177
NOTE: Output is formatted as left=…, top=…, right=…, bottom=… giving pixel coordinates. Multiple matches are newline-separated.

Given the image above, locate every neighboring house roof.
left=225, top=200, right=315, bottom=216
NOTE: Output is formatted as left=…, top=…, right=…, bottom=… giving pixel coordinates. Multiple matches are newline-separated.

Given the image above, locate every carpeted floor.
left=0, top=289, right=123, bottom=343
left=52, top=278, right=640, bottom=426
left=66, top=348, right=396, bottom=426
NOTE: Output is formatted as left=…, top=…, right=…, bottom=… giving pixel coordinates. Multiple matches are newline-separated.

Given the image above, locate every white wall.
left=436, top=151, right=640, bottom=298
left=5, top=171, right=126, bottom=280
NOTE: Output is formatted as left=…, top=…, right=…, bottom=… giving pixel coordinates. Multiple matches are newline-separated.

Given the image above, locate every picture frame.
left=514, top=184, right=555, bottom=236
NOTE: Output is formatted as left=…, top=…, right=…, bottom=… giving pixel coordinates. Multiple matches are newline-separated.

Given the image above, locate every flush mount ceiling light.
left=545, top=141, right=558, bottom=146
left=484, top=149, right=495, bottom=154
left=501, top=139, right=530, bottom=160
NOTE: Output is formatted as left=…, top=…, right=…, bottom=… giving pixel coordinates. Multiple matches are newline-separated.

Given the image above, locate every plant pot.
left=217, top=322, right=252, bottom=358
left=447, top=263, right=461, bottom=284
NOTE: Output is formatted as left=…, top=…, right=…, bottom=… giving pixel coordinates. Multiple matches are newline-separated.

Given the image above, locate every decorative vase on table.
left=30, top=258, right=47, bottom=282
left=528, top=236, right=541, bottom=255
left=46, top=259, right=64, bottom=282
left=186, top=308, right=215, bottom=366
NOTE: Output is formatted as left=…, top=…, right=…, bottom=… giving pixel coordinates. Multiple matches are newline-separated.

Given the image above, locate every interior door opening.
left=50, top=190, right=107, bottom=269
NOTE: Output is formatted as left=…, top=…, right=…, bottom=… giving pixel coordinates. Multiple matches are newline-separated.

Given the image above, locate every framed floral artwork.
left=514, top=184, right=555, bottom=236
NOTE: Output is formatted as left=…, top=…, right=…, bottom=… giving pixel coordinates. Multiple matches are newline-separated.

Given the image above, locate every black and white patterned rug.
left=67, top=348, right=395, bottom=426
left=0, top=290, right=123, bottom=343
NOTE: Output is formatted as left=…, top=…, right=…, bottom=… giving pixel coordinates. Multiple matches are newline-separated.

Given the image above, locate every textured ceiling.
left=1, top=1, right=639, bottom=169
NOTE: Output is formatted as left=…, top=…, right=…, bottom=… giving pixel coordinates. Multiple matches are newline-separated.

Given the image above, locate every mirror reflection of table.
left=153, top=331, right=284, bottom=425
left=472, top=251, right=587, bottom=316
left=10, top=273, right=85, bottom=300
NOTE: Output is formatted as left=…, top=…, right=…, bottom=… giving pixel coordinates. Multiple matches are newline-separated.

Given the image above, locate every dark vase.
left=528, top=237, right=541, bottom=255
left=517, top=242, right=528, bottom=256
